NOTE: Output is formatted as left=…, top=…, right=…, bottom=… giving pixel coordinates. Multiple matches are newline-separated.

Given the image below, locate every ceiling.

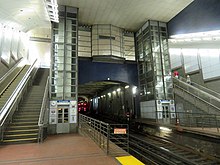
left=78, top=80, right=128, bottom=98
left=58, top=0, right=193, bottom=31
left=0, top=0, right=193, bottom=34
left=0, top=0, right=50, bottom=32
left=0, top=0, right=193, bottom=98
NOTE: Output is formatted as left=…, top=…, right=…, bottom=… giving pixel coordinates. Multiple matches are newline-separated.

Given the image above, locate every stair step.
left=2, top=137, right=38, bottom=144
left=5, top=129, right=39, bottom=134
left=18, top=111, right=40, bottom=114
left=4, top=133, right=38, bottom=138
left=11, top=121, right=38, bottom=125
left=15, top=114, right=39, bottom=117
left=20, top=106, right=42, bottom=109
left=8, top=125, right=39, bottom=129
left=19, top=109, right=41, bottom=111
left=13, top=118, right=39, bottom=122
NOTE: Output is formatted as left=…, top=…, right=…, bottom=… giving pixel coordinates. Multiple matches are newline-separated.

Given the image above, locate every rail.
left=0, top=59, right=38, bottom=141
left=38, top=76, right=49, bottom=143
left=175, top=111, right=220, bottom=133
left=129, top=132, right=220, bottom=164
left=139, top=111, right=220, bottom=133
left=79, top=114, right=129, bottom=155
left=173, top=77, right=220, bottom=114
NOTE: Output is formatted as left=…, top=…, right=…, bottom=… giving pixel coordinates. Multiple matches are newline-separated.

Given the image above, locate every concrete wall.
left=78, top=58, right=138, bottom=86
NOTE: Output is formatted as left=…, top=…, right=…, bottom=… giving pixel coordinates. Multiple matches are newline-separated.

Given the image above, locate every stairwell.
left=3, top=68, right=49, bottom=144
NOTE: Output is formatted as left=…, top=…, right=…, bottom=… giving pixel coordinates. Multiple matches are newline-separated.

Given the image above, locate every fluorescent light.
left=170, top=30, right=220, bottom=43
left=132, top=86, right=137, bottom=94
left=117, top=88, right=121, bottom=92
left=125, top=85, right=129, bottom=89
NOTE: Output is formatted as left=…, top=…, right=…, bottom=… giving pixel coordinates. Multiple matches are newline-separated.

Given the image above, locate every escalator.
left=0, top=65, right=30, bottom=110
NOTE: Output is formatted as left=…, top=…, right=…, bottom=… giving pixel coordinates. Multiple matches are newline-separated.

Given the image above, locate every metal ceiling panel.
left=0, top=0, right=50, bottom=32
left=58, top=0, right=193, bottom=31
left=0, top=0, right=193, bottom=33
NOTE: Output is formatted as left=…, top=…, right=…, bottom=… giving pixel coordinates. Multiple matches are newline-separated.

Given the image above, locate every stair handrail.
left=38, top=76, right=49, bottom=143
left=174, top=83, right=220, bottom=111
left=173, top=76, right=220, bottom=104
left=0, top=59, right=38, bottom=126
left=177, top=76, right=220, bottom=99
left=0, top=57, right=23, bottom=83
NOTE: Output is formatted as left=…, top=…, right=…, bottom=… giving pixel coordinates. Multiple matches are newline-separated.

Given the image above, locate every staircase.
left=2, top=68, right=49, bottom=144
left=173, top=77, right=220, bottom=115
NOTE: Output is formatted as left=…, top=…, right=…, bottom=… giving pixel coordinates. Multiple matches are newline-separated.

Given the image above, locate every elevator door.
left=57, top=106, right=69, bottom=133
left=162, top=103, right=170, bottom=124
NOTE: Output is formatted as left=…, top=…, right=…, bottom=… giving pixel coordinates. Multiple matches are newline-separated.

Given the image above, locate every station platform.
left=0, top=133, right=144, bottom=165
left=0, top=133, right=132, bottom=165
left=134, top=118, right=220, bottom=139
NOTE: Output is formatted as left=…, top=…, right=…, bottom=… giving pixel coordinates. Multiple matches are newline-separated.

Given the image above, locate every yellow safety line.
left=116, top=156, right=145, bottom=165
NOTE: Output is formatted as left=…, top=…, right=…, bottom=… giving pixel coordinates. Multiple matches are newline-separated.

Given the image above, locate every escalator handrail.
left=0, top=59, right=38, bottom=126
left=0, top=65, right=26, bottom=97
left=0, top=57, right=23, bottom=83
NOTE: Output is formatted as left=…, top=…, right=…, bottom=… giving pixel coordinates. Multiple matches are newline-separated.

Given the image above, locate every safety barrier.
left=175, top=112, right=220, bottom=132
left=79, top=114, right=129, bottom=155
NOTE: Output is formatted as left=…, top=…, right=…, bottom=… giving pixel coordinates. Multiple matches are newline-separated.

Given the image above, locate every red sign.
left=114, top=128, right=127, bottom=134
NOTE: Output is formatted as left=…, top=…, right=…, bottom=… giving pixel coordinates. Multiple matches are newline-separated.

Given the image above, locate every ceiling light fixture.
left=44, top=0, right=59, bottom=23
left=170, top=30, right=220, bottom=43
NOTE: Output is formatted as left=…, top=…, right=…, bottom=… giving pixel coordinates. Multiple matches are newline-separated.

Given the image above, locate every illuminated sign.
left=114, top=128, right=127, bottom=134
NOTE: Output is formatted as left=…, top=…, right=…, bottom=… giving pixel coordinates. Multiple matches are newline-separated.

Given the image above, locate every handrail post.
left=38, top=76, right=49, bottom=143
left=106, top=124, right=110, bottom=155
left=216, top=116, right=219, bottom=133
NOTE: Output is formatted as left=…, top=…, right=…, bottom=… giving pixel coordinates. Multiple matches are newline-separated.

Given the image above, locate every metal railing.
left=173, top=77, right=220, bottom=114
left=0, top=59, right=38, bottom=141
left=140, top=111, right=220, bottom=133
left=38, top=76, right=49, bottom=143
left=179, top=76, right=220, bottom=99
left=175, top=112, right=220, bottom=133
left=79, top=114, right=129, bottom=155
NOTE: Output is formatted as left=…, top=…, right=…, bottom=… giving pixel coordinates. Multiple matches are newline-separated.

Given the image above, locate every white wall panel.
left=169, top=48, right=182, bottom=69
left=29, top=41, right=51, bottom=68
left=11, top=31, right=19, bottom=59
left=182, top=49, right=199, bottom=73
left=1, top=28, right=12, bottom=64
left=200, top=49, right=220, bottom=80
left=0, top=26, right=2, bottom=56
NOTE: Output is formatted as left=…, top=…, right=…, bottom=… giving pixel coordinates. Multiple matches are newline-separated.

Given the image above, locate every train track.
left=87, top=114, right=220, bottom=164
left=129, top=131, right=220, bottom=165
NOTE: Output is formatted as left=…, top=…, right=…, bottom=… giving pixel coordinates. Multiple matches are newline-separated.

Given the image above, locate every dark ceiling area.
left=78, top=80, right=129, bottom=98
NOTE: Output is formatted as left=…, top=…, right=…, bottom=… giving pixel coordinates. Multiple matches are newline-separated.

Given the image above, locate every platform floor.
left=0, top=134, right=120, bottom=165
